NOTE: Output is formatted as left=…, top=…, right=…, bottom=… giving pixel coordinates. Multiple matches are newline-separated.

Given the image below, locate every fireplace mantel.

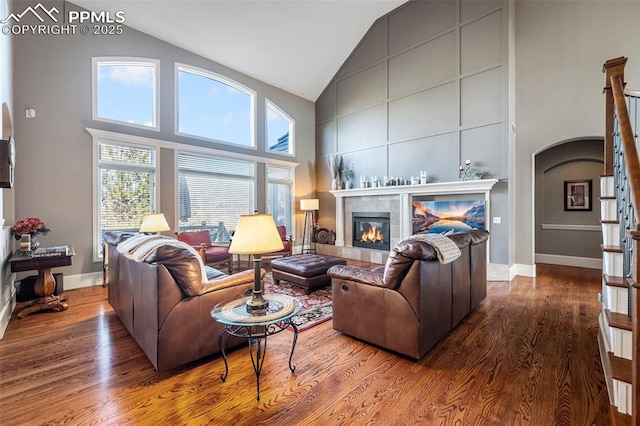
left=329, top=179, right=499, bottom=247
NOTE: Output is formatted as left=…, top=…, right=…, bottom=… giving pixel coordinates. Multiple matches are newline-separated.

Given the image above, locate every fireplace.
left=352, top=212, right=391, bottom=251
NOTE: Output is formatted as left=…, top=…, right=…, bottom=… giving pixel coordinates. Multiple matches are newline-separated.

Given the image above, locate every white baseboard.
left=510, top=263, right=536, bottom=279
left=63, top=272, right=103, bottom=290
left=535, top=253, right=602, bottom=270
left=0, top=292, right=15, bottom=339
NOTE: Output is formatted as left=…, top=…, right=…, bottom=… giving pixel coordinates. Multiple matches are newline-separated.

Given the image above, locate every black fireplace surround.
left=352, top=212, right=391, bottom=251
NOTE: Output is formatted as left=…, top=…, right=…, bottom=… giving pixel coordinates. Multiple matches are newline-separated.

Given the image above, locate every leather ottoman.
left=271, top=254, right=347, bottom=294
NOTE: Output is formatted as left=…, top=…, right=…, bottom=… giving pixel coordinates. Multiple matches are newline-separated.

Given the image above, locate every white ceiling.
left=73, top=0, right=407, bottom=101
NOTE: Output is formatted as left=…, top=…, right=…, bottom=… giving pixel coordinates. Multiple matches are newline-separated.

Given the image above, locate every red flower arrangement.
left=11, top=217, right=50, bottom=240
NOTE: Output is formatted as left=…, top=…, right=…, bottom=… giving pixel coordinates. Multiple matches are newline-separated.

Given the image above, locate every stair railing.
left=605, top=56, right=640, bottom=423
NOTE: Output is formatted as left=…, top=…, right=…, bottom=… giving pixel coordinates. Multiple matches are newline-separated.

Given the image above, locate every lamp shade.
left=229, top=214, right=284, bottom=255
left=139, top=213, right=170, bottom=233
left=300, top=198, right=319, bottom=211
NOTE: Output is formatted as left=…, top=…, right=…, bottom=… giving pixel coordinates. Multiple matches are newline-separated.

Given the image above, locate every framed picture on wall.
left=564, top=179, right=592, bottom=211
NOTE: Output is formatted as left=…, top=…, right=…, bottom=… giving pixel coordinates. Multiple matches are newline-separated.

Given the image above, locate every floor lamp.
left=300, top=199, right=319, bottom=254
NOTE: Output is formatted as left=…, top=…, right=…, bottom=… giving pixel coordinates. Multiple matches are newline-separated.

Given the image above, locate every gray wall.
left=12, top=1, right=315, bottom=277
left=514, top=0, right=640, bottom=268
left=315, top=0, right=509, bottom=264
left=535, top=139, right=603, bottom=259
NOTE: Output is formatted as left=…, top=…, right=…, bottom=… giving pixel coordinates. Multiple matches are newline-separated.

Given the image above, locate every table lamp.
left=300, top=198, right=319, bottom=254
left=139, top=213, right=170, bottom=234
left=229, top=213, right=284, bottom=313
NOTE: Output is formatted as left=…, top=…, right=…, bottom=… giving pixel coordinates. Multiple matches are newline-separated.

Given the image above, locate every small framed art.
left=564, top=179, right=592, bottom=211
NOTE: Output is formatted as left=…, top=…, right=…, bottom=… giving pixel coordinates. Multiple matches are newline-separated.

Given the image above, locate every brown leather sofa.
left=327, top=229, right=489, bottom=359
left=104, top=232, right=257, bottom=371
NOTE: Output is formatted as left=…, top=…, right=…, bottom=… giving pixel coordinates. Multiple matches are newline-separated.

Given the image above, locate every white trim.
left=85, top=128, right=299, bottom=168
left=510, top=263, right=536, bottom=279
left=175, top=63, right=257, bottom=149
left=266, top=164, right=295, bottom=232
left=540, top=223, right=601, bottom=232
left=64, top=272, right=104, bottom=290
left=91, top=134, right=160, bottom=262
left=535, top=253, right=602, bottom=269
left=0, top=291, right=15, bottom=339
left=330, top=179, right=498, bottom=252
left=91, top=57, right=160, bottom=131
left=330, top=179, right=499, bottom=198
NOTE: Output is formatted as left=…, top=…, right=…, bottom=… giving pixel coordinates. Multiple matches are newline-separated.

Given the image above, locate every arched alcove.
left=534, top=138, right=603, bottom=268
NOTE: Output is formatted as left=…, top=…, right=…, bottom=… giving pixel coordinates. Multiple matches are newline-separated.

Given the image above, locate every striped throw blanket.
left=404, top=233, right=461, bottom=264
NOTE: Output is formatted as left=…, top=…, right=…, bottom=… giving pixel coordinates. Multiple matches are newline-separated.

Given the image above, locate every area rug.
left=262, top=273, right=332, bottom=332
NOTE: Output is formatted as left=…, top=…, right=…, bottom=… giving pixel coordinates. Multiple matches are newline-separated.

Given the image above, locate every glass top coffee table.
left=211, top=293, right=302, bottom=401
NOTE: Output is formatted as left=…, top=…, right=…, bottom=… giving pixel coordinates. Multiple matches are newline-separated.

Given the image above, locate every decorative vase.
left=30, top=234, right=40, bottom=251
left=331, top=178, right=338, bottom=190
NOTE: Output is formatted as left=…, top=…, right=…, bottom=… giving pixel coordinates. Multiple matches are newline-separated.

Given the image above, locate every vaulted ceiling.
left=73, top=0, right=407, bottom=101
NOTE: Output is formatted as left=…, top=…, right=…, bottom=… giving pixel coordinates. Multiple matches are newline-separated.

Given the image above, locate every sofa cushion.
left=146, top=245, right=205, bottom=297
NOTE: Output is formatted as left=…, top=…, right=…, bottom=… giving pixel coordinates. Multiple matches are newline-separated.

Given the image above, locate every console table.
left=9, top=245, right=75, bottom=319
left=211, top=294, right=302, bottom=401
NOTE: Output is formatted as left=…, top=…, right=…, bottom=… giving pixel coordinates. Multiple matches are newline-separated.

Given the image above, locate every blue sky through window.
left=96, top=62, right=155, bottom=127
left=178, top=68, right=253, bottom=146
left=267, top=102, right=292, bottom=153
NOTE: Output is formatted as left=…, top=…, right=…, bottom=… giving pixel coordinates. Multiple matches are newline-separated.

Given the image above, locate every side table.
left=9, top=245, right=75, bottom=319
left=211, top=294, right=302, bottom=401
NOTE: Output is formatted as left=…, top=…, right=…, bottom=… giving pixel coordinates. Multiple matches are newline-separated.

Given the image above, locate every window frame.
left=91, top=132, right=160, bottom=262
left=266, top=164, right=294, bottom=233
left=175, top=63, right=257, bottom=149
left=91, top=57, right=160, bottom=131
left=265, top=99, right=295, bottom=157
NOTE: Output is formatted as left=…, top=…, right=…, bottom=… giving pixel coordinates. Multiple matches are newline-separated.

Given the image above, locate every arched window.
left=266, top=100, right=294, bottom=155
left=177, top=65, right=255, bottom=147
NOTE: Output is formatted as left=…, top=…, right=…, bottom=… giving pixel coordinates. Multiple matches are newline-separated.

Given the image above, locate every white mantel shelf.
left=329, top=179, right=499, bottom=247
left=330, top=179, right=499, bottom=198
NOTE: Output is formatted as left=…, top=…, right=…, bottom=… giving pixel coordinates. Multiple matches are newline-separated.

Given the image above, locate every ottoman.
left=271, top=254, right=347, bottom=294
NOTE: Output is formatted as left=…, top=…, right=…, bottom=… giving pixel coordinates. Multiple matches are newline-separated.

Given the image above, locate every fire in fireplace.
left=352, top=212, right=391, bottom=250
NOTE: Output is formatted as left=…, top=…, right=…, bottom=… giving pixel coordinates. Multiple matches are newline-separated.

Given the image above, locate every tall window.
left=92, top=58, right=159, bottom=130
left=96, top=140, right=157, bottom=258
left=177, top=65, right=255, bottom=147
left=178, top=152, right=255, bottom=239
left=266, top=100, right=294, bottom=154
left=267, top=165, right=293, bottom=231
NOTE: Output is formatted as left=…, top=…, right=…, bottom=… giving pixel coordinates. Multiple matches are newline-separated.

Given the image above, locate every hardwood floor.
left=0, top=263, right=610, bottom=425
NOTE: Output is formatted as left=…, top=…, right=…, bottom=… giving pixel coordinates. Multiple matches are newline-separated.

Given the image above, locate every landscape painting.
left=412, top=200, right=485, bottom=235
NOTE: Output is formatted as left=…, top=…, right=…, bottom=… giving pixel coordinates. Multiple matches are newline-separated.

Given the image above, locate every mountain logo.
left=1, top=3, right=59, bottom=24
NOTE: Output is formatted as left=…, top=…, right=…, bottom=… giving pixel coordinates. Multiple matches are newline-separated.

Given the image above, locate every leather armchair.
left=176, top=230, right=233, bottom=273
left=260, top=225, right=292, bottom=261
left=328, top=229, right=489, bottom=359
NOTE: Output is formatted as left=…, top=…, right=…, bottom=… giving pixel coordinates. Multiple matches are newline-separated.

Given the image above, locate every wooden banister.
left=611, top=74, right=640, bottom=223
left=603, top=57, right=628, bottom=176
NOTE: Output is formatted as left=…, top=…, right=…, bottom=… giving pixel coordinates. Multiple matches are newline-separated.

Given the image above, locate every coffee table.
left=211, top=293, right=302, bottom=401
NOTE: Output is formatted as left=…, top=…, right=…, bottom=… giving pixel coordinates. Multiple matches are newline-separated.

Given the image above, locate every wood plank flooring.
left=0, top=264, right=610, bottom=425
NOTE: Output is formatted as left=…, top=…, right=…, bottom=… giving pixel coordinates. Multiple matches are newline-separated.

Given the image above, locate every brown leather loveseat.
left=327, top=229, right=489, bottom=359
left=104, top=232, right=256, bottom=371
